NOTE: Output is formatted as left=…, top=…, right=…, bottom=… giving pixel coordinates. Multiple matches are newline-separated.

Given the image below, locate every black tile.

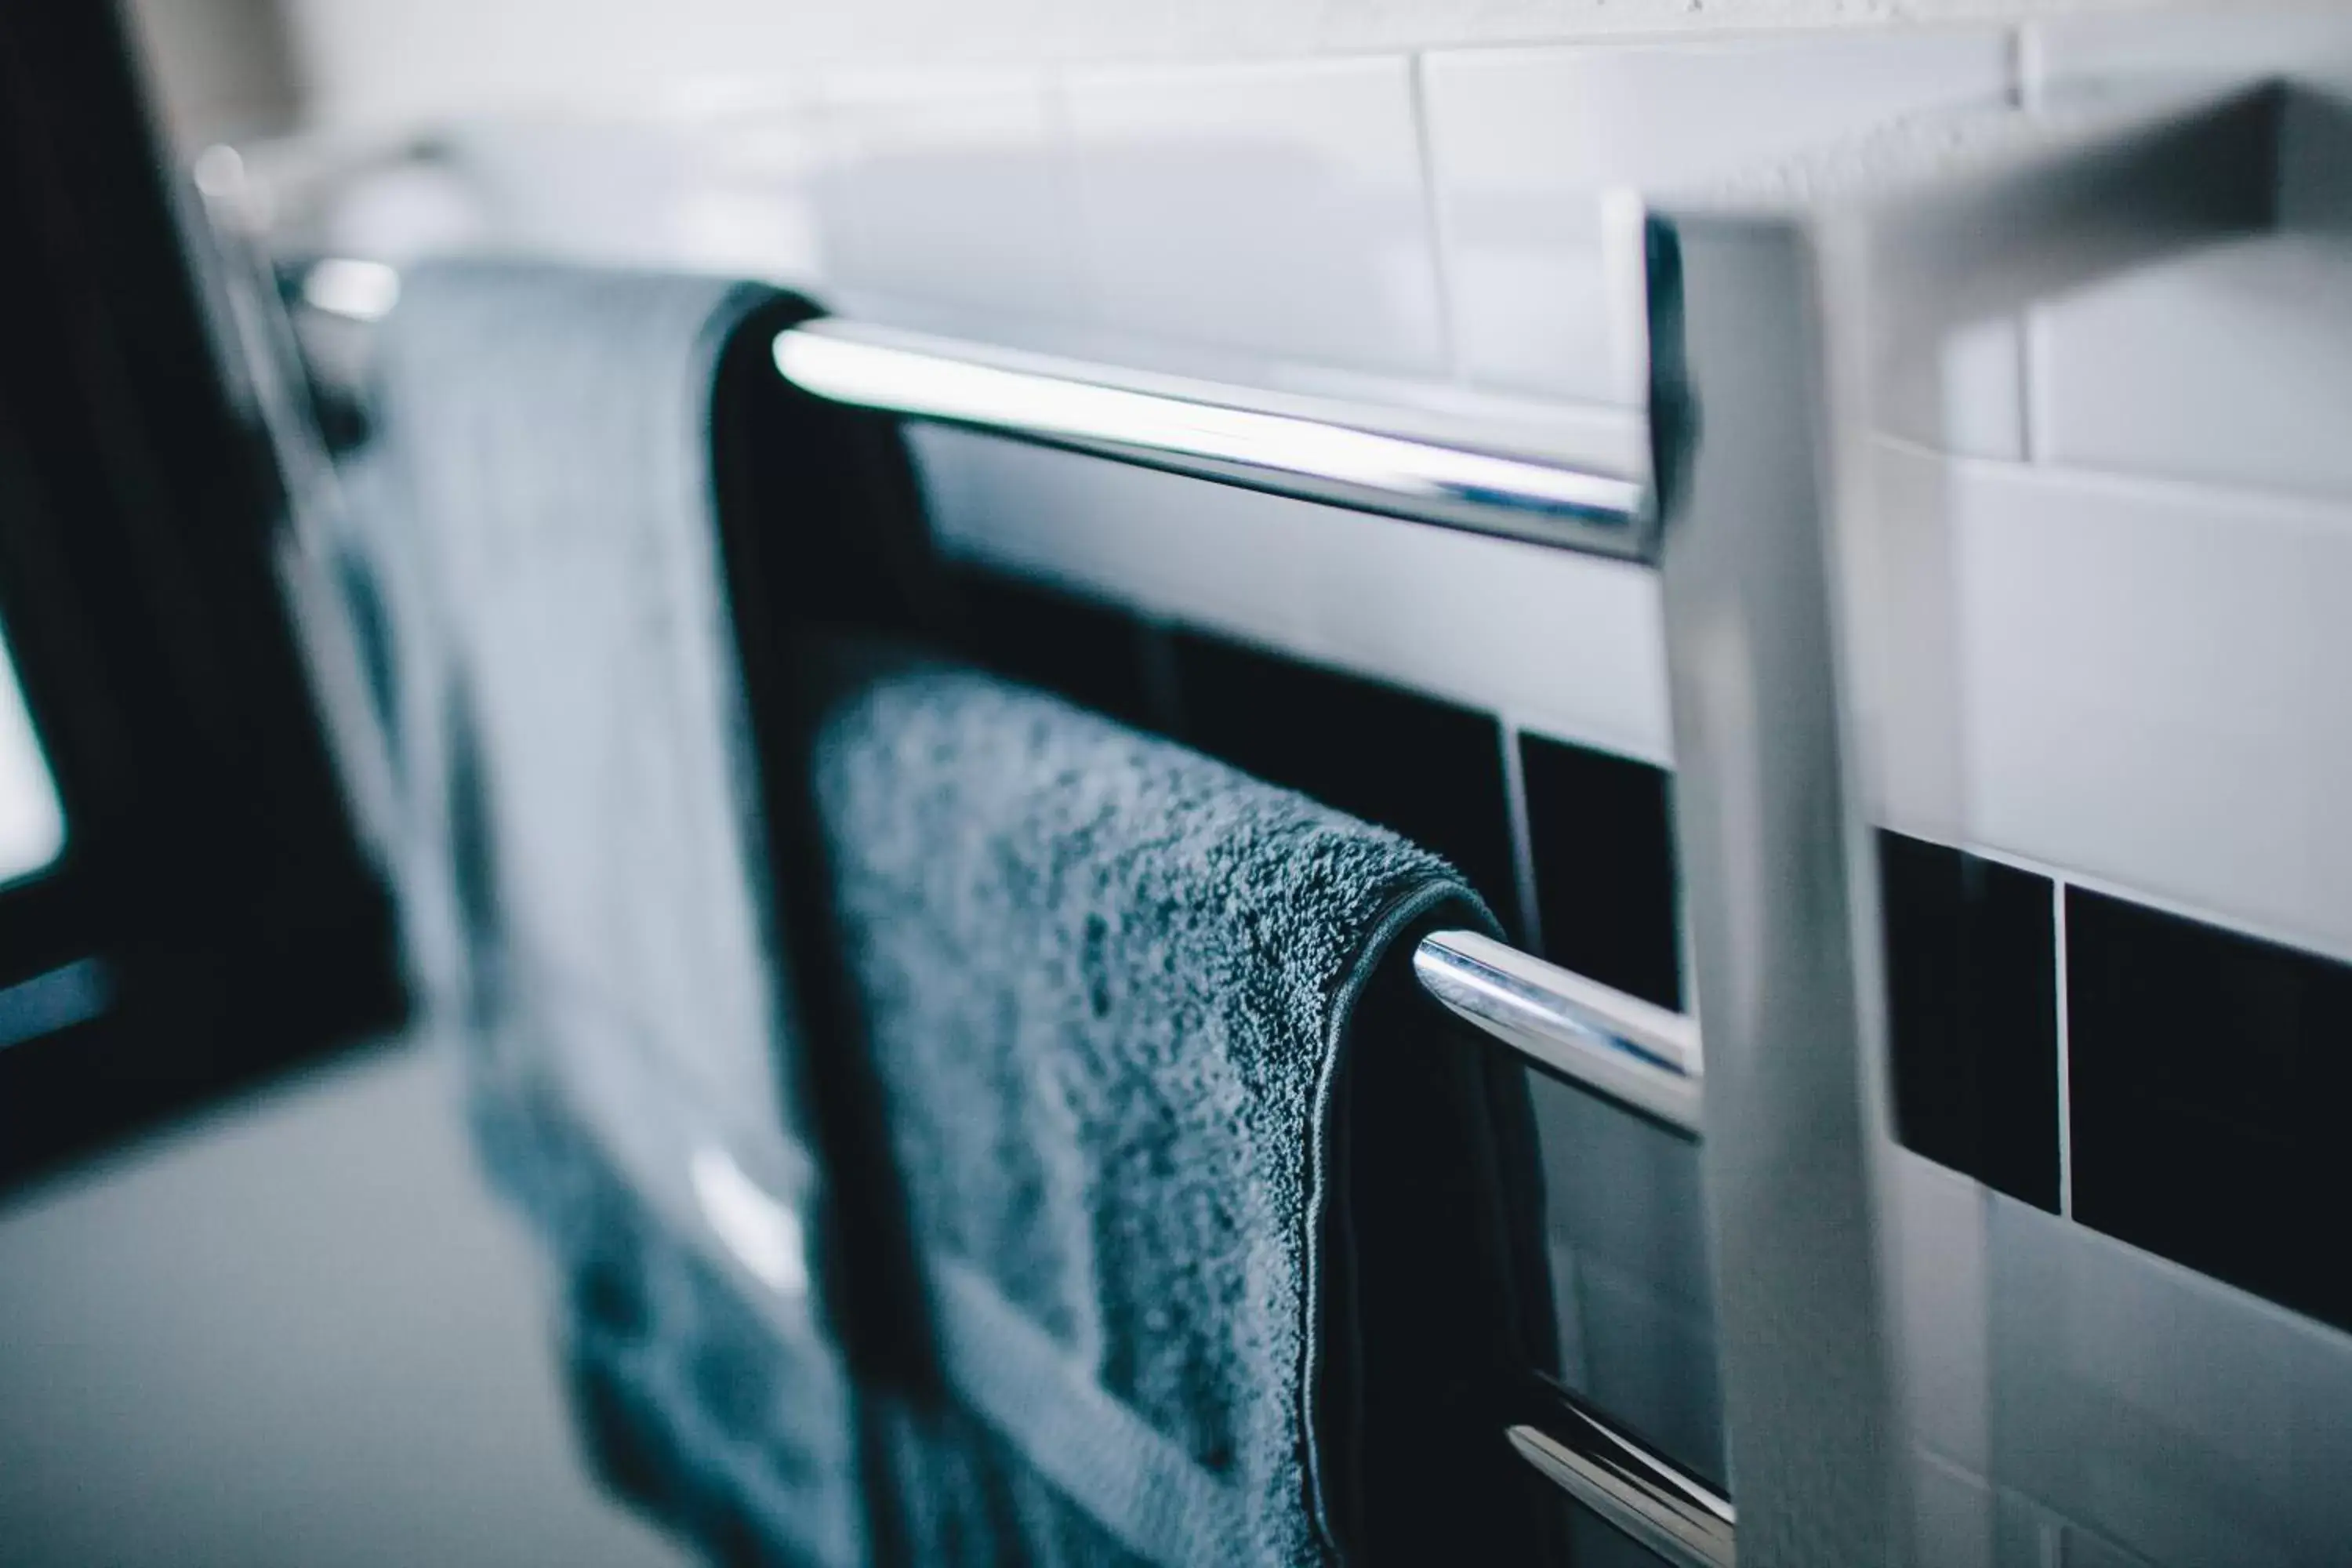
left=948, top=567, right=1155, bottom=729
left=1170, top=633, right=1519, bottom=938
left=2067, top=888, right=2352, bottom=1332
left=1519, top=733, right=1681, bottom=1012
left=1878, top=832, right=2060, bottom=1211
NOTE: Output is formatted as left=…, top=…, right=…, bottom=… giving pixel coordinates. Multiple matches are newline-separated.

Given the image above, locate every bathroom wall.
left=270, top=0, right=2286, bottom=131
left=227, top=5, right=2352, bottom=1563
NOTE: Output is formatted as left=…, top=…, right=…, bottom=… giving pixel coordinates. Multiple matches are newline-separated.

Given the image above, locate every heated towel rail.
left=765, top=321, right=1708, bottom=1130
left=267, top=89, right=2278, bottom=1565
left=766, top=310, right=1734, bottom=1565
left=770, top=320, right=1652, bottom=558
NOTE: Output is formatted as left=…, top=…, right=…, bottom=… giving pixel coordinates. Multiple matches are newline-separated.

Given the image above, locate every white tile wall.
left=1892, top=1152, right=1994, bottom=1473
left=2029, top=12, right=2352, bottom=496
left=1061, top=56, right=1448, bottom=378
left=1893, top=1146, right=2352, bottom=1568
left=1419, top=31, right=2019, bottom=453
left=449, top=117, right=829, bottom=284
left=1859, top=439, right=2352, bottom=964
left=1946, top=459, right=2352, bottom=964
left=1982, top=1191, right=2352, bottom=1568
left=812, top=68, right=1083, bottom=337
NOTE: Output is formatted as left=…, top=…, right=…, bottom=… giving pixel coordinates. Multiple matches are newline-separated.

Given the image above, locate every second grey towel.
left=361, top=260, right=864, bottom=1568
left=813, top=658, right=1537, bottom=1567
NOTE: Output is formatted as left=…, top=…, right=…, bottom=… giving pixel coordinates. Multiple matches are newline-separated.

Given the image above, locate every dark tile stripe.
left=1519, top=733, right=1682, bottom=1012
left=947, top=567, right=1157, bottom=730
left=2067, top=887, right=2352, bottom=1332
left=1878, top=831, right=2061, bottom=1212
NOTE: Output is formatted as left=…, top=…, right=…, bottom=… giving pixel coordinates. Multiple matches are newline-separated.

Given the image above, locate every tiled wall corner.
left=1417, top=31, right=2020, bottom=455
left=2027, top=12, right=2352, bottom=495
left=1060, top=56, right=1446, bottom=377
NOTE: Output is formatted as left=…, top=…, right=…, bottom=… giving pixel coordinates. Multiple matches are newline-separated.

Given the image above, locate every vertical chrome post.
left=1647, top=87, right=2278, bottom=1566
left=1650, top=210, right=1902, bottom=1564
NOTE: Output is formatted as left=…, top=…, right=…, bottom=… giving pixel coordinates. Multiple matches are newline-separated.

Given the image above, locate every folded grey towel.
left=357, top=260, right=864, bottom=1568
left=812, top=656, right=1550, bottom=1567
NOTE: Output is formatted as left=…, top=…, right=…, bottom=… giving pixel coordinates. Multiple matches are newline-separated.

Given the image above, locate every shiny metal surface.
left=1508, top=1403, right=1736, bottom=1568
left=1413, top=929, right=1701, bottom=1135
left=1649, top=88, right=2278, bottom=1565
left=772, top=319, right=1652, bottom=557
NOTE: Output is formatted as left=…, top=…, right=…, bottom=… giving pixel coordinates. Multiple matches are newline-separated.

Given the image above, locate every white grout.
left=1875, top=819, right=2352, bottom=974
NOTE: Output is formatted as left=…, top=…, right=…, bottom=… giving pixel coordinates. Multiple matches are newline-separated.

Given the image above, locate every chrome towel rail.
left=1414, top=929, right=1702, bottom=1134
left=771, top=319, right=1652, bottom=557
left=1508, top=1396, right=1736, bottom=1568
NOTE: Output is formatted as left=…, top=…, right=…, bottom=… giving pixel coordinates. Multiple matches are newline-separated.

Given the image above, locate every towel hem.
left=1299, top=874, right=1499, bottom=1564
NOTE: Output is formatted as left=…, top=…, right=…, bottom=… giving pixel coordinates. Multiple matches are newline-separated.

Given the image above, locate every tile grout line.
left=1871, top=428, right=2352, bottom=528
left=2053, top=876, right=2074, bottom=1219
left=1877, top=820, right=2352, bottom=977
left=1497, top=720, right=1544, bottom=953
left=1405, top=51, right=1465, bottom=385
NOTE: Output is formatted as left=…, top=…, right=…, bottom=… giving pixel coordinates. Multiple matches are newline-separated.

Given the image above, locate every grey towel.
left=811, top=656, right=1548, bottom=1567
left=356, top=260, right=863, bottom=1568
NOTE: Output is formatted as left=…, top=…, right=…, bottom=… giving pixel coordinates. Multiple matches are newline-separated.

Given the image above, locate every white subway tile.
left=811, top=67, right=1083, bottom=333
left=2029, top=12, right=2352, bottom=498
left=452, top=117, right=832, bottom=285
left=1891, top=1152, right=1994, bottom=1475
left=1061, top=56, right=1446, bottom=377
left=1421, top=32, right=2016, bottom=448
left=1860, top=448, right=2352, bottom=963
left=2031, top=231, right=2352, bottom=500
left=1984, top=1193, right=2352, bottom=1568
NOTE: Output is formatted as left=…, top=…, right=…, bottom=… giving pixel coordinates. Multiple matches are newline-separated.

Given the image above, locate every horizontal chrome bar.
left=1413, top=929, right=1702, bottom=1134
left=772, top=319, right=1652, bottom=557
left=1508, top=1403, right=1735, bottom=1568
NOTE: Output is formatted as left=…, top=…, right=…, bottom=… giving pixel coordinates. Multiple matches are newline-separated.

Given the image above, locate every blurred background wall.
left=129, top=0, right=2254, bottom=146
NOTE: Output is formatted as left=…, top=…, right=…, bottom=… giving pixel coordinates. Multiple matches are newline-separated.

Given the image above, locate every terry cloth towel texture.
left=812, top=655, right=1553, bottom=1568
left=357, top=260, right=863, bottom=1568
